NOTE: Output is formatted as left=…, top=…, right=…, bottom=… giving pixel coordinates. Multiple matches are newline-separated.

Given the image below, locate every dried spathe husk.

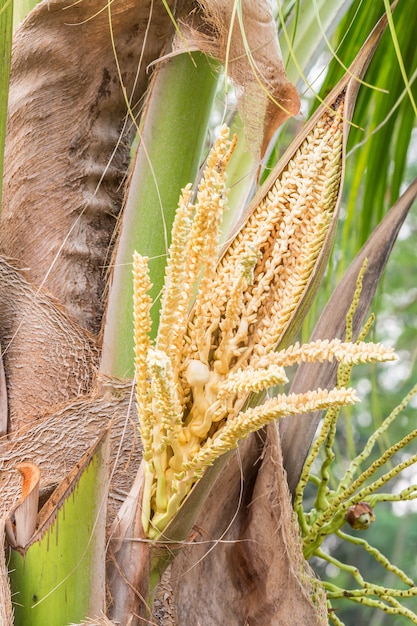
left=172, top=425, right=327, bottom=625
left=173, top=0, right=300, bottom=157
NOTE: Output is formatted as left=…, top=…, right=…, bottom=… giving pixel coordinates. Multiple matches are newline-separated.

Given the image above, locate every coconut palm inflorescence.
left=133, top=125, right=395, bottom=539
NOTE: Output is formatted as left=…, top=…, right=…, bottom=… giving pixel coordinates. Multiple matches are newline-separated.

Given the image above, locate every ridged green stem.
left=100, top=52, right=220, bottom=378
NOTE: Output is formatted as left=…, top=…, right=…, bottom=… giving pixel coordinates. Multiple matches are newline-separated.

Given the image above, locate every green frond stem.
left=294, top=405, right=340, bottom=512
left=100, top=52, right=220, bottom=377
left=303, top=447, right=417, bottom=559
left=336, top=529, right=415, bottom=587
left=328, top=603, right=346, bottom=626
left=9, top=434, right=109, bottom=625
left=338, top=382, right=417, bottom=493
left=12, top=0, right=39, bottom=25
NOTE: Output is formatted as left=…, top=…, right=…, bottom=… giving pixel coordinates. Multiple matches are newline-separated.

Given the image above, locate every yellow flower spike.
left=250, top=211, right=334, bottom=362
left=213, top=247, right=261, bottom=376
left=157, top=184, right=194, bottom=366
left=217, top=364, right=288, bottom=397
left=182, top=126, right=237, bottom=366
left=146, top=349, right=186, bottom=483
left=261, top=339, right=396, bottom=369
left=218, top=387, right=358, bottom=447
left=179, top=101, right=344, bottom=383
left=181, top=387, right=358, bottom=476
left=133, top=252, right=153, bottom=459
left=147, top=349, right=183, bottom=432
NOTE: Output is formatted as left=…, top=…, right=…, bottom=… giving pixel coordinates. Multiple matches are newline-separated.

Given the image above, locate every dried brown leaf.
left=172, top=426, right=327, bottom=625
left=5, top=462, right=40, bottom=548
left=177, top=0, right=300, bottom=157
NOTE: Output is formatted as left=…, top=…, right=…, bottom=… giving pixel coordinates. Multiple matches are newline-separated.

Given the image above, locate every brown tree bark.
left=1, top=0, right=178, bottom=334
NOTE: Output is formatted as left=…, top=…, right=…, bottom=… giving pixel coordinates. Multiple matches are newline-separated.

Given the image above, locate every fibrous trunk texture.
left=0, top=0, right=178, bottom=334
left=0, top=383, right=140, bottom=524
left=0, top=256, right=98, bottom=431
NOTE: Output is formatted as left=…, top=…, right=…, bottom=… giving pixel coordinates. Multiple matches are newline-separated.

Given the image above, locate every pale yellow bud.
left=185, top=359, right=210, bottom=386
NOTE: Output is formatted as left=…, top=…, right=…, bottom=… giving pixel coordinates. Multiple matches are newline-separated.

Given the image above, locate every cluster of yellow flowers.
left=133, top=121, right=395, bottom=539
